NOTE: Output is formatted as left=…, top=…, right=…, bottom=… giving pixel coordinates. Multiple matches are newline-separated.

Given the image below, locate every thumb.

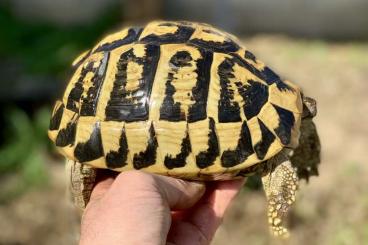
left=107, top=171, right=206, bottom=210
left=154, top=174, right=206, bottom=210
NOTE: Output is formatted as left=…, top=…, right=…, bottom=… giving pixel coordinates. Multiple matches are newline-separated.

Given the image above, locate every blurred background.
left=0, top=0, right=367, bottom=244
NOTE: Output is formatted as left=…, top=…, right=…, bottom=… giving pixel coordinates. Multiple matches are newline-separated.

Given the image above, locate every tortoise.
left=48, top=21, right=320, bottom=238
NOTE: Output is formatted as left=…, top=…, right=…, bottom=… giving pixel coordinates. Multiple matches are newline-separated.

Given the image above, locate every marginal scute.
left=72, top=50, right=91, bottom=68
left=268, top=84, right=303, bottom=114
left=139, top=21, right=195, bottom=44
left=74, top=122, right=104, bottom=162
left=105, top=126, right=129, bottom=168
left=221, top=121, right=254, bottom=167
left=155, top=120, right=188, bottom=168
left=133, top=123, right=158, bottom=169
left=195, top=117, right=219, bottom=168
left=188, top=24, right=240, bottom=53
left=49, top=101, right=64, bottom=131
left=272, top=104, right=295, bottom=145
left=164, top=129, right=191, bottom=169
left=53, top=107, right=79, bottom=148
left=244, top=50, right=257, bottom=63
left=261, top=66, right=294, bottom=92
left=254, top=119, right=276, bottom=160
left=55, top=121, right=77, bottom=147
left=93, top=27, right=143, bottom=53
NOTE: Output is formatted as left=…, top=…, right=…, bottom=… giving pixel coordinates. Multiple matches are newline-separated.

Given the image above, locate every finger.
left=191, top=179, right=245, bottom=238
left=154, top=174, right=206, bottom=210
left=89, top=170, right=117, bottom=202
left=191, top=179, right=245, bottom=236
left=209, top=179, right=246, bottom=217
left=106, top=171, right=206, bottom=210
left=168, top=179, right=245, bottom=244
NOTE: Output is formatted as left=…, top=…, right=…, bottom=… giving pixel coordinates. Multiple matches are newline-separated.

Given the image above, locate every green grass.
left=0, top=5, right=122, bottom=75
left=0, top=107, right=51, bottom=202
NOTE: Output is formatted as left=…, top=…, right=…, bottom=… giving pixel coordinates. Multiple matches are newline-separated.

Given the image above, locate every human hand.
left=80, top=171, right=245, bottom=245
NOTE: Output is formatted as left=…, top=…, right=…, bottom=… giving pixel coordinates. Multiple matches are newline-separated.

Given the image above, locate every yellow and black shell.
left=48, top=21, right=303, bottom=179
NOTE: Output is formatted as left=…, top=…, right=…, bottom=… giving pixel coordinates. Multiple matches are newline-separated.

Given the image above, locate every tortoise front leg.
left=262, top=151, right=298, bottom=238
left=66, top=159, right=97, bottom=210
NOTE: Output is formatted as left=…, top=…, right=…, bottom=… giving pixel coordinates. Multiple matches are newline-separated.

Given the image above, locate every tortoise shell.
left=48, top=21, right=303, bottom=179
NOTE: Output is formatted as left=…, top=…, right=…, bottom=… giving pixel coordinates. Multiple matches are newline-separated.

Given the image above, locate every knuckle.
left=114, top=170, right=157, bottom=193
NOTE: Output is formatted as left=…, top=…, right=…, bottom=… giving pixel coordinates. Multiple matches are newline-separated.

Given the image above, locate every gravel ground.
left=1, top=35, right=367, bottom=245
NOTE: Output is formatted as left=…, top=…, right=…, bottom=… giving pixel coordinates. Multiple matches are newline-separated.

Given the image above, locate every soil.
left=1, top=36, right=367, bottom=245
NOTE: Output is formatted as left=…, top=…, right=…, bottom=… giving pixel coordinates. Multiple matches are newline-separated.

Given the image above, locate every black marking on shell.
left=244, top=50, right=257, bottom=62
left=196, top=118, right=219, bottom=169
left=105, top=44, right=160, bottom=122
left=66, top=62, right=94, bottom=113
left=221, top=121, right=254, bottom=167
left=169, top=50, right=193, bottom=67
left=49, top=103, right=64, bottom=130
left=72, top=50, right=91, bottom=69
left=160, top=51, right=192, bottom=122
left=94, top=27, right=143, bottom=53
left=230, top=53, right=264, bottom=78
left=189, top=30, right=240, bottom=53
left=140, top=23, right=195, bottom=44
left=254, top=119, right=276, bottom=160
left=80, top=52, right=110, bottom=116
left=187, top=49, right=213, bottom=123
left=159, top=74, right=183, bottom=121
left=164, top=130, right=192, bottom=169
left=218, top=58, right=241, bottom=123
left=262, top=66, right=294, bottom=92
left=105, top=127, right=129, bottom=168
left=133, top=124, right=158, bottom=169
left=272, top=104, right=295, bottom=145
left=55, top=121, right=77, bottom=147
left=74, top=123, right=104, bottom=162
left=235, top=80, right=269, bottom=120
left=230, top=53, right=294, bottom=92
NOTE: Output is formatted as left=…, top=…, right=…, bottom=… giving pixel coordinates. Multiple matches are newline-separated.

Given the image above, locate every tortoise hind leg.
left=66, top=159, right=97, bottom=210
left=261, top=152, right=298, bottom=238
left=290, top=118, right=321, bottom=181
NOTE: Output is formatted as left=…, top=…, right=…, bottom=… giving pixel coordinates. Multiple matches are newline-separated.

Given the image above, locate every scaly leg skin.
left=66, top=159, right=97, bottom=210
left=261, top=152, right=298, bottom=238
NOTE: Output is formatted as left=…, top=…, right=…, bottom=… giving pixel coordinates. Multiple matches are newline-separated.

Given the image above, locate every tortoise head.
left=302, top=95, right=317, bottom=119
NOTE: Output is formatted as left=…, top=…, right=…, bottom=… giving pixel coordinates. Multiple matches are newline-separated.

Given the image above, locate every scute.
left=74, top=122, right=104, bottom=163
left=48, top=21, right=303, bottom=180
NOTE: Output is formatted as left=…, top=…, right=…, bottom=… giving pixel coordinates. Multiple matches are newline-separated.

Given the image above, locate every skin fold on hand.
left=80, top=170, right=245, bottom=245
